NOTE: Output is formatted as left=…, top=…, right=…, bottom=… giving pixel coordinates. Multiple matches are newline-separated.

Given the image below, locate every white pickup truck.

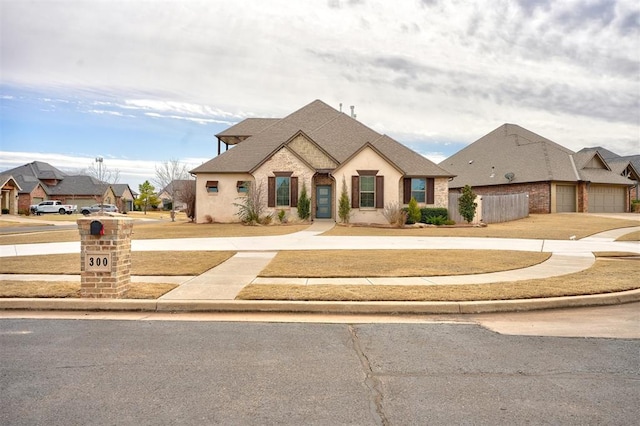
left=30, top=200, right=77, bottom=215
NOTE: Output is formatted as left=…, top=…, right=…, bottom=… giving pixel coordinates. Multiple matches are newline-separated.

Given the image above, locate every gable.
left=286, top=133, right=338, bottom=170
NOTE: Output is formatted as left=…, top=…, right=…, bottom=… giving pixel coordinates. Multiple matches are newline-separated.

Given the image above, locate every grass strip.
left=238, top=259, right=639, bottom=301
left=0, top=281, right=177, bottom=299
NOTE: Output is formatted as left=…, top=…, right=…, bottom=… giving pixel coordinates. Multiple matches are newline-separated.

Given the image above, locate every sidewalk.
left=0, top=220, right=638, bottom=313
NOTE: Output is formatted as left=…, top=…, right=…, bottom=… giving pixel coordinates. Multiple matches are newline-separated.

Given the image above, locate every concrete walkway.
left=1, top=219, right=638, bottom=303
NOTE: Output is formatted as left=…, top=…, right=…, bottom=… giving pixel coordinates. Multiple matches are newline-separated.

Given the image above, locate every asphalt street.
left=1, top=318, right=638, bottom=425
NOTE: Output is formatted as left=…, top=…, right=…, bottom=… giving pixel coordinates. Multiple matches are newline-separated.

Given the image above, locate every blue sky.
left=1, top=0, right=639, bottom=190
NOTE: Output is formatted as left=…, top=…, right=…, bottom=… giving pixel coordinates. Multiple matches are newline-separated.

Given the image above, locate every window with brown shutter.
left=290, top=176, right=298, bottom=207
left=351, top=175, right=359, bottom=208
left=375, top=175, right=384, bottom=208
left=267, top=177, right=275, bottom=207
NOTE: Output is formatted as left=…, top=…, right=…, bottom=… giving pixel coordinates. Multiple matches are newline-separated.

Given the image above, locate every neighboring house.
left=578, top=147, right=640, bottom=203
left=158, top=180, right=194, bottom=210
left=191, top=100, right=453, bottom=223
left=1, top=161, right=124, bottom=212
left=441, top=124, right=638, bottom=213
left=0, top=173, right=21, bottom=215
left=111, top=184, right=135, bottom=213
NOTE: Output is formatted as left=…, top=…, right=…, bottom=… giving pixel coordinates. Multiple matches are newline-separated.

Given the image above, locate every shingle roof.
left=442, top=124, right=635, bottom=188
left=2, top=161, right=67, bottom=181
left=46, top=175, right=108, bottom=196
left=111, top=183, right=134, bottom=197
left=215, top=118, right=280, bottom=138
left=193, top=100, right=453, bottom=177
left=0, top=173, right=22, bottom=191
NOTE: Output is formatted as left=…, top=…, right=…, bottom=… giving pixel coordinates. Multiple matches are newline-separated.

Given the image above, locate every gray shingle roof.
left=442, top=124, right=636, bottom=188
left=2, top=161, right=67, bottom=181
left=46, top=175, right=107, bottom=196
left=193, top=100, right=453, bottom=177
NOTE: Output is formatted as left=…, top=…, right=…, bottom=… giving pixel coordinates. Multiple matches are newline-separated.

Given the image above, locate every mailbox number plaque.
left=85, top=252, right=112, bottom=272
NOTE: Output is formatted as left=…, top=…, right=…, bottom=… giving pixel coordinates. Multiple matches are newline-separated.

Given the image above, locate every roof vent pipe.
left=339, top=103, right=342, bottom=113
left=350, top=105, right=356, bottom=119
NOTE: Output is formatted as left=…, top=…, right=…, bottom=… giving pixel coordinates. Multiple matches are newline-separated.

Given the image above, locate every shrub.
left=278, top=209, right=287, bottom=223
left=297, top=182, right=311, bottom=220
left=420, top=208, right=448, bottom=223
left=338, top=176, right=351, bottom=223
left=407, top=197, right=421, bottom=224
left=1, top=208, right=9, bottom=215
left=426, top=215, right=447, bottom=226
left=458, top=185, right=477, bottom=223
left=234, top=181, right=265, bottom=225
left=260, top=214, right=273, bottom=225
left=18, top=209, right=30, bottom=216
left=383, top=202, right=407, bottom=227
left=204, top=214, right=213, bottom=224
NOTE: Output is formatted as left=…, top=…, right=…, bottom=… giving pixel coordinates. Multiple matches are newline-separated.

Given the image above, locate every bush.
left=204, top=214, right=213, bottom=224
left=458, top=185, right=477, bottom=223
left=420, top=207, right=448, bottom=224
left=338, top=176, right=351, bottom=223
left=18, top=209, right=30, bottom=216
left=1, top=208, right=9, bottom=215
left=278, top=209, right=287, bottom=223
left=297, top=183, right=311, bottom=220
left=426, top=215, right=447, bottom=225
left=383, top=202, right=407, bottom=227
left=406, top=197, right=421, bottom=224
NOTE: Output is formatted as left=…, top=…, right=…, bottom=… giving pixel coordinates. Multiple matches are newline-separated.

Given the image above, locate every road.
left=1, top=308, right=638, bottom=425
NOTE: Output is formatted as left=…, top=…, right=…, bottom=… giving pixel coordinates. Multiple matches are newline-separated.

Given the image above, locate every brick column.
left=77, top=216, right=133, bottom=298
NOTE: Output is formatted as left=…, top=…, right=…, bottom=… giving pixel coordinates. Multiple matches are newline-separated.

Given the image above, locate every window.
left=276, top=176, right=290, bottom=206
left=205, top=180, right=218, bottom=193
left=411, top=178, right=426, bottom=203
left=237, top=181, right=249, bottom=193
left=359, top=176, right=375, bottom=208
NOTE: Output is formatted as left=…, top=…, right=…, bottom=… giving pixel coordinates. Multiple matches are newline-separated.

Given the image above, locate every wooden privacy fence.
left=448, top=192, right=529, bottom=224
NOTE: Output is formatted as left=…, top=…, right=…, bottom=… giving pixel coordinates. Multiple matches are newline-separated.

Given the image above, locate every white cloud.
left=0, top=0, right=638, bottom=156
left=0, top=151, right=209, bottom=190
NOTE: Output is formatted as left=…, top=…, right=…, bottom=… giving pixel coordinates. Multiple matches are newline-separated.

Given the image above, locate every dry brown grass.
left=0, top=221, right=51, bottom=228
left=238, top=258, right=639, bottom=301
left=325, top=214, right=639, bottom=240
left=0, top=221, right=309, bottom=245
left=0, top=251, right=235, bottom=275
left=259, top=250, right=550, bottom=277
left=616, top=231, right=640, bottom=241
left=0, top=281, right=177, bottom=299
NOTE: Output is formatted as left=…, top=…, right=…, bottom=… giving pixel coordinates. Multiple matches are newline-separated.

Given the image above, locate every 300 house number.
left=85, top=252, right=112, bottom=272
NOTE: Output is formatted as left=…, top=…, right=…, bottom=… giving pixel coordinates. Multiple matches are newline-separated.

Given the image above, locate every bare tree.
left=86, top=157, right=121, bottom=184
left=175, top=179, right=196, bottom=221
left=154, top=159, right=190, bottom=220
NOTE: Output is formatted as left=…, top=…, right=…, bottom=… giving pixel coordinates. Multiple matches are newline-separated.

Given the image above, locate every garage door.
left=589, top=185, right=625, bottom=213
left=556, top=185, right=576, bottom=212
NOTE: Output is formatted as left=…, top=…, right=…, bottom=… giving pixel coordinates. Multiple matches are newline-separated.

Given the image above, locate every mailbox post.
left=77, top=216, right=133, bottom=298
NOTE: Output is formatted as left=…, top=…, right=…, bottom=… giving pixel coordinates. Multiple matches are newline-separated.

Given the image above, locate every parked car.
left=30, top=200, right=77, bottom=215
left=81, top=204, right=119, bottom=215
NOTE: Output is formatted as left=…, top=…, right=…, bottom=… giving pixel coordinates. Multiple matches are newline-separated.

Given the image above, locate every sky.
left=1, top=0, right=639, bottom=190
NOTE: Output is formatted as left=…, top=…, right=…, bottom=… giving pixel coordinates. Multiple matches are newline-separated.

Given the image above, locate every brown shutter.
left=351, top=175, right=359, bottom=208
left=268, top=176, right=275, bottom=207
left=427, top=178, right=435, bottom=204
left=375, top=175, right=384, bottom=208
left=403, top=178, right=411, bottom=204
left=290, top=177, right=298, bottom=207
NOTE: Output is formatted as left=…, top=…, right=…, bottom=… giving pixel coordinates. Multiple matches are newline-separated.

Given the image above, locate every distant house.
left=1, top=161, right=127, bottom=213
left=0, top=173, right=21, bottom=215
left=158, top=180, right=195, bottom=211
left=191, top=100, right=453, bottom=223
left=577, top=147, right=640, bottom=204
left=111, top=184, right=135, bottom=212
left=441, top=124, right=638, bottom=213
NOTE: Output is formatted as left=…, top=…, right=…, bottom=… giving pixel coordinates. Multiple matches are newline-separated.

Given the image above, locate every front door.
left=316, top=185, right=331, bottom=219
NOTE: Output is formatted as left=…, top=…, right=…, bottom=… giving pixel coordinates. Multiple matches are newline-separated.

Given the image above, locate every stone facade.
left=288, top=134, right=338, bottom=169
left=77, top=216, right=133, bottom=298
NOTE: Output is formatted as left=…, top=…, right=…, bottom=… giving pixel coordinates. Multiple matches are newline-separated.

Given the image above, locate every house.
left=577, top=147, right=640, bottom=204
left=191, top=100, right=454, bottom=223
left=0, top=173, right=21, bottom=215
left=112, top=184, right=136, bottom=213
left=158, top=180, right=195, bottom=211
left=2, top=161, right=120, bottom=213
left=441, top=124, right=638, bottom=213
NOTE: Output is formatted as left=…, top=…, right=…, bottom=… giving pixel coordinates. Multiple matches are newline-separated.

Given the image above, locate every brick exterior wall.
left=77, top=217, right=133, bottom=298
left=465, top=182, right=551, bottom=214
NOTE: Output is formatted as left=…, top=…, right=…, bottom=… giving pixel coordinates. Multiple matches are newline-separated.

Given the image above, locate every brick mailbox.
left=77, top=216, right=134, bottom=298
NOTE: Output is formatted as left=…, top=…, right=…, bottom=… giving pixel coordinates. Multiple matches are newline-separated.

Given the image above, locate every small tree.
left=407, top=197, right=421, bottom=224
left=175, top=179, right=196, bottom=221
left=458, top=185, right=477, bottom=223
left=135, top=180, right=160, bottom=214
left=338, top=176, right=351, bottom=223
left=383, top=202, right=407, bottom=227
left=154, top=159, right=189, bottom=219
left=297, top=182, right=311, bottom=220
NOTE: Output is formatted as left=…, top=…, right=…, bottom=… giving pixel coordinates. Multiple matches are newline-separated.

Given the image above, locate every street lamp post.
left=95, top=156, right=104, bottom=211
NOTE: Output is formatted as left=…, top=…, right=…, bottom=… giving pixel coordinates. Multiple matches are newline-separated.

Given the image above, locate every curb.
left=0, top=289, right=638, bottom=314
